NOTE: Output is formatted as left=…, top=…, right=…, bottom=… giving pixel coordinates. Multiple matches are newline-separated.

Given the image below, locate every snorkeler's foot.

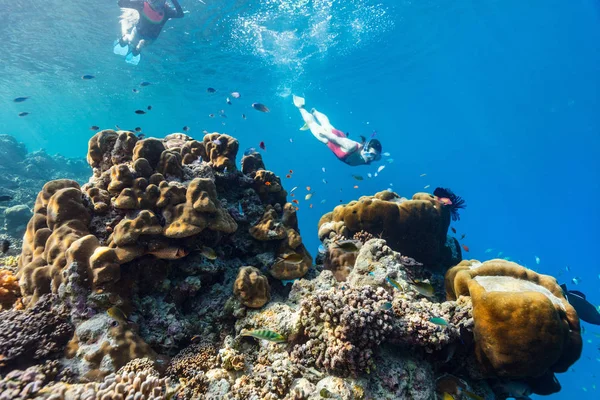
left=125, top=51, right=141, bottom=65
left=293, top=95, right=305, bottom=108
left=113, top=39, right=129, bottom=56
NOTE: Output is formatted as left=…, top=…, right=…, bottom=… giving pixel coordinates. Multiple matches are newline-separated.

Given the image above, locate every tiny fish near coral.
left=430, top=317, right=448, bottom=326
left=410, top=279, right=435, bottom=298
left=280, top=253, right=304, bottom=264
left=386, top=277, right=403, bottom=291
left=241, top=329, right=286, bottom=343
left=148, top=247, right=189, bottom=260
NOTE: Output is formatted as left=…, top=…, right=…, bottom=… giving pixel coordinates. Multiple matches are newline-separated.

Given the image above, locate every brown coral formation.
left=250, top=204, right=312, bottom=280
left=445, top=259, right=582, bottom=380
left=323, top=239, right=361, bottom=281
left=318, top=190, right=458, bottom=269
left=0, top=269, right=20, bottom=310
left=233, top=266, right=271, bottom=308
left=17, top=131, right=242, bottom=308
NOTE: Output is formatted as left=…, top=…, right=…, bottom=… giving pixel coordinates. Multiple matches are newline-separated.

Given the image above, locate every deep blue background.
left=1, top=1, right=599, bottom=397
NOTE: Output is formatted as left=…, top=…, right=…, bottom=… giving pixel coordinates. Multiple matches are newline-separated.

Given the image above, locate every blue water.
left=2, top=0, right=600, bottom=397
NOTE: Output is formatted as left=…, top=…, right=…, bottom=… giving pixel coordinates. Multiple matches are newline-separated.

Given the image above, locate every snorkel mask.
left=361, top=139, right=382, bottom=163
left=148, top=0, right=166, bottom=10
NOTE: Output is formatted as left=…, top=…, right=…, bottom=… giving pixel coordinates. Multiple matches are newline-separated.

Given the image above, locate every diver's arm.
left=118, top=0, right=144, bottom=10
left=168, top=0, right=185, bottom=18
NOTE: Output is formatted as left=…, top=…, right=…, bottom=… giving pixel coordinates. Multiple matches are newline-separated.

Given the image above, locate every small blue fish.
left=81, top=74, right=95, bottom=80
left=140, top=81, right=151, bottom=86
left=386, top=277, right=403, bottom=291
left=238, top=202, right=245, bottom=216
left=429, top=317, right=448, bottom=326
left=317, top=244, right=327, bottom=255
left=281, top=279, right=296, bottom=286
left=244, top=147, right=257, bottom=156
left=213, top=139, right=222, bottom=145
left=379, top=302, right=393, bottom=311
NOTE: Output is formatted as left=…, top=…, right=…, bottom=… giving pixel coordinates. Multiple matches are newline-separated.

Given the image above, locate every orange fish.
left=295, top=206, right=299, bottom=211
left=353, top=185, right=359, bottom=189
left=291, top=193, right=295, bottom=197
left=265, top=181, right=271, bottom=186
left=286, top=174, right=291, bottom=178
left=462, top=244, right=470, bottom=252
left=289, top=169, right=293, bottom=174
left=306, top=186, right=311, bottom=191
left=292, top=199, right=299, bottom=204
left=451, top=227, right=456, bottom=234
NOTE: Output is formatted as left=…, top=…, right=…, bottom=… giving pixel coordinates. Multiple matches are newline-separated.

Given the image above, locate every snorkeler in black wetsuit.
left=114, top=0, right=184, bottom=65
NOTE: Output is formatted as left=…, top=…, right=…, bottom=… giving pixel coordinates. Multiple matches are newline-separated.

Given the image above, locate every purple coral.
left=0, top=295, right=73, bottom=372
left=291, top=286, right=393, bottom=376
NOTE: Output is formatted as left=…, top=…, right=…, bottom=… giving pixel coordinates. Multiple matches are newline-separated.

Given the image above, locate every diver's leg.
left=299, top=108, right=328, bottom=144
left=312, top=109, right=333, bottom=131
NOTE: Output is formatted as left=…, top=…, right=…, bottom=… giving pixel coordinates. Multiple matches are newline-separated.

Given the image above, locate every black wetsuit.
left=118, top=0, right=184, bottom=40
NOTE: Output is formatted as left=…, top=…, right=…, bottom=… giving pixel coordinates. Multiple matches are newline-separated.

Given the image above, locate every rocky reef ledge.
left=0, top=131, right=581, bottom=399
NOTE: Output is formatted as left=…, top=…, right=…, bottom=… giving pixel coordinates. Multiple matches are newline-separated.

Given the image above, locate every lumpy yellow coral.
left=445, top=259, right=581, bottom=378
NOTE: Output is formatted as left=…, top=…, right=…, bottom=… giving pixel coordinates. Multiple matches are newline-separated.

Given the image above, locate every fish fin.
left=560, top=283, right=567, bottom=292
left=570, top=290, right=586, bottom=299
left=113, top=39, right=129, bottom=56
left=299, top=122, right=310, bottom=131
left=293, top=95, right=305, bottom=108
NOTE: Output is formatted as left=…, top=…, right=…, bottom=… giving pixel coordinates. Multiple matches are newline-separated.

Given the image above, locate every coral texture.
left=318, top=191, right=460, bottom=269
left=445, top=259, right=582, bottom=380
left=233, top=266, right=271, bottom=308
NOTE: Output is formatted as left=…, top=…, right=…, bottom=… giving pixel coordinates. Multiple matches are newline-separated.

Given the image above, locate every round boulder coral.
left=445, top=259, right=582, bottom=380
left=233, top=266, right=271, bottom=308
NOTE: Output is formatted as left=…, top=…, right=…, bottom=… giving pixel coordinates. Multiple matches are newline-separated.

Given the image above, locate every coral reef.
left=0, top=130, right=581, bottom=400
left=318, top=191, right=461, bottom=270
left=0, top=295, right=73, bottom=372
left=0, top=269, right=20, bottom=310
left=233, top=266, right=271, bottom=308
left=445, top=259, right=581, bottom=394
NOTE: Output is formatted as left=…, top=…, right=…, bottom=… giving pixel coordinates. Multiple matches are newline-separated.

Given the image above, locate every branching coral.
left=291, top=286, right=393, bottom=376
left=0, top=295, right=73, bottom=372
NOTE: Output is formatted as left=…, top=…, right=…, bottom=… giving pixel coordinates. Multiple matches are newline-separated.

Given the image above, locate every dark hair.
left=366, top=139, right=382, bottom=153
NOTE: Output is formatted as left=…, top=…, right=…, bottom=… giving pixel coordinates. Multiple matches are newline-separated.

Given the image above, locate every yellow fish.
left=107, top=307, right=128, bottom=322
left=241, top=329, right=286, bottom=343
left=200, top=246, right=217, bottom=260
left=410, top=279, right=435, bottom=298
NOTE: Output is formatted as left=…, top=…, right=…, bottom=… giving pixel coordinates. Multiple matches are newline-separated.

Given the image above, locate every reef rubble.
left=0, top=131, right=581, bottom=399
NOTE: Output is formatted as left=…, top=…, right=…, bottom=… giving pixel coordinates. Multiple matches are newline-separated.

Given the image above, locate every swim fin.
left=125, top=52, right=141, bottom=65
left=113, top=39, right=129, bottom=56
left=293, top=95, right=305, bottom=108
left=300, top=123, right=310, bottom=131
